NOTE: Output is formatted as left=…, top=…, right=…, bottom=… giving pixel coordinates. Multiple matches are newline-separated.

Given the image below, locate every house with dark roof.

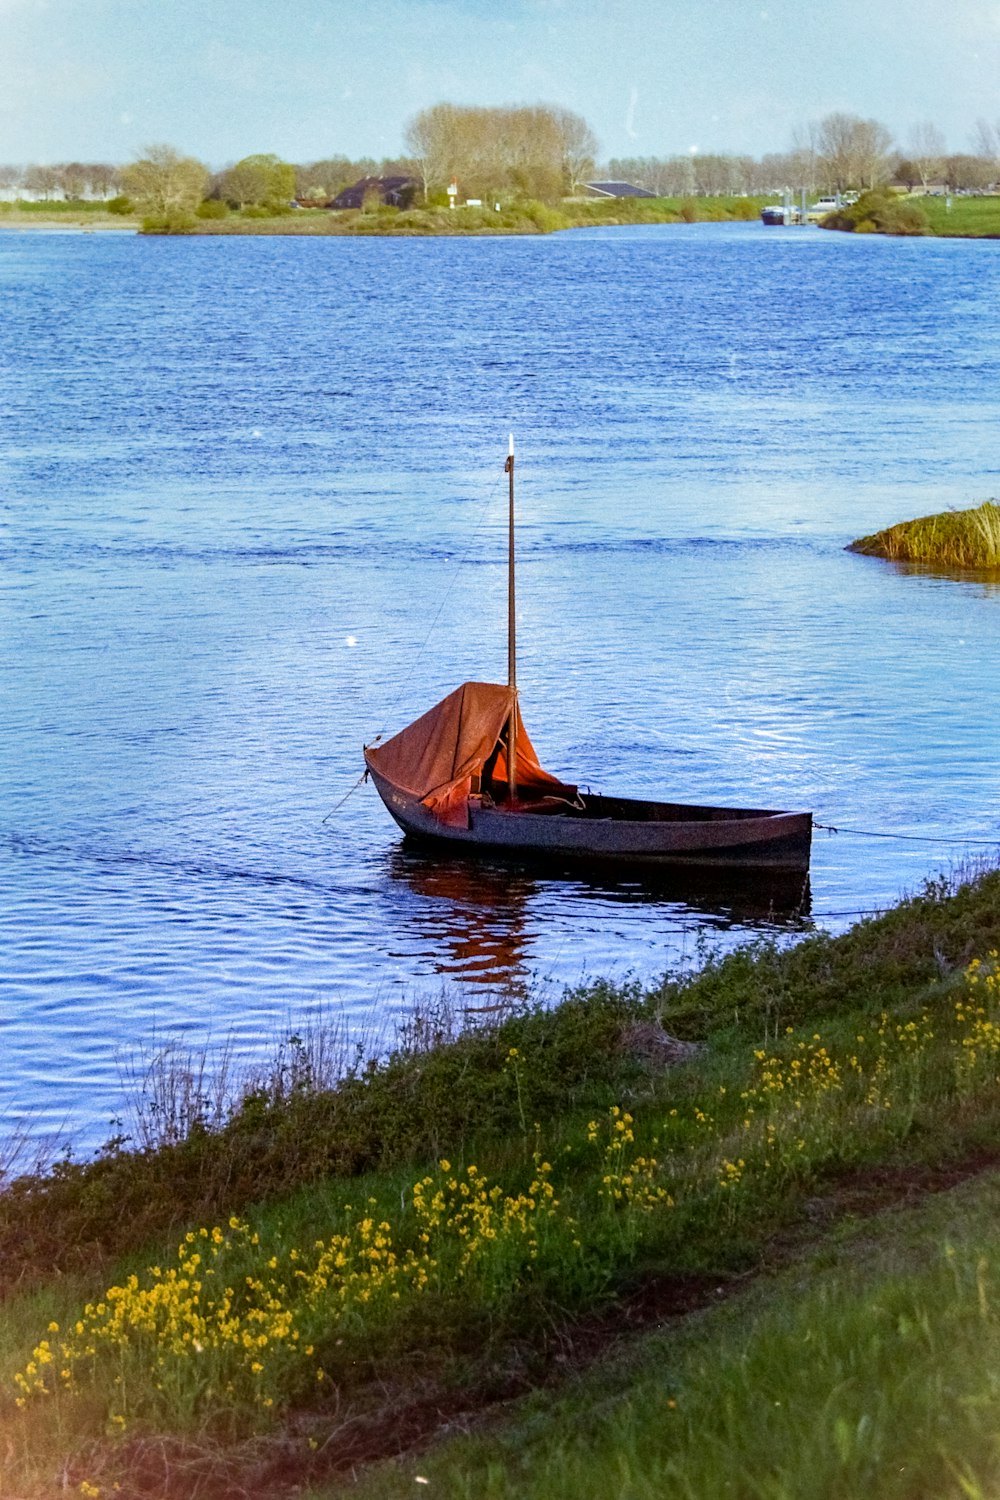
left=579, top=181, right=658, bottom=199
left=328, top=176, right=417, bottom=210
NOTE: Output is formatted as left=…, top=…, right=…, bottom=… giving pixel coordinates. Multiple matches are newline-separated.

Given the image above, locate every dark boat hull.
left=366, top=762, right=812, bottom=872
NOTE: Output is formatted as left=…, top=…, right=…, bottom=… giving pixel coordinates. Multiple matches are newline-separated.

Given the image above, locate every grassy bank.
left=4, top=863, right=1000, bottom=1496
left=820, top=189, right=1000, bottom=239
left=0, top=199, right=135, bottom=230
left=165, top=195, right=768, bottom=237
left=0, top=194, right=767, bottom=238
left=6, top=192, right=1000, bottom=239
left=914, top=194, right=1000, bottom=238
left=849, top=500, right=1000, bottom=569
left=350, top=1168, right=1000, bottom=1499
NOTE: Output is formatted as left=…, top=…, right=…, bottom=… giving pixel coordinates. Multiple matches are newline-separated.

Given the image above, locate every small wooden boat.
left=365, top=440, right=812, bottom=873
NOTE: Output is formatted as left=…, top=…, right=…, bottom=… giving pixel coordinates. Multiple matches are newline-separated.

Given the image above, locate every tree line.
left=0, top=152, right=417, bottom=211
left=609, top=115, right=1000, bottom=198
left=3, top=108, right=999, bottom=218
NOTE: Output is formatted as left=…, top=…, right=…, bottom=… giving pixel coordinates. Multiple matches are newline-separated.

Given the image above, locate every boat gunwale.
left=365, top=758, right=812, bottom=870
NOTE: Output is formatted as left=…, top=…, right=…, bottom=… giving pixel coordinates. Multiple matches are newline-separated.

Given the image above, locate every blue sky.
left=2, top=0, right=998, bottom=166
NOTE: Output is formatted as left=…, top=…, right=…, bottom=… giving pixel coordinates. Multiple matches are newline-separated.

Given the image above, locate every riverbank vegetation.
left=4, top=862, right=1000, bottom=1496
left=0, top=192, right=764, bottom=238
left=819, top=187, right=1000, bottom=238
left=351, top=1170, right=1000, bottom=1500
left=0, top=197, right=133, bottom=228
left=849, top=501, right=1000, bottom=568
left=7, top=185, right=1000, bottom=241
left=173, top=193, right=766, bottom=237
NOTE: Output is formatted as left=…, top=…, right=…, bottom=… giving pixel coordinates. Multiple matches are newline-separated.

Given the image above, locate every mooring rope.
left=320, top=770, right=370, bottom=825
left=815, top=822, right=1000, bottom=846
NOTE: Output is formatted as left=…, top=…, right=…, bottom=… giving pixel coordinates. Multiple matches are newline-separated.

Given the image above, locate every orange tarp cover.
left=366, top=681, right=573, bottom=828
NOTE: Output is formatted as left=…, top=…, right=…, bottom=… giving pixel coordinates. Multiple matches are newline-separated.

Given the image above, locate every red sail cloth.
left=365, top=681, right=574, bottom=827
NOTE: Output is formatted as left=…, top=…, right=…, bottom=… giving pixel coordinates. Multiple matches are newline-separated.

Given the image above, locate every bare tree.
left=972, top=118, right=1000, bottom=164
left=602, top=155, right=695, bottom=195
left=855, top=118, right=894, bottom=188
left=405, top=102, right=599, bottom=203
left=57, top=162, right=89, bottom=200
left=971, top=119, right=1000, bottom=184
left=0, top=163, right=22, bottom=197
left=692, top=153, right=747, bottom=195
left=944, top=153, right=995, bottom=191
left=87, top=163, right=122, bottom=199
left=120, top=145, right=208, bottom=216
left=787, top=121, right=820, bottom=192
left=815, top=112, right=893, bottom=191
left=22, top=163, right=60, bottom=199
left=551, top=106, right=598, bottom=191
left=907, top=122, right=946, bottom=190
left=758, top=149, right=812, bottom=193
left=294, top=157, right=355, bottom=201
left=405, top=103, right=462, bottom=199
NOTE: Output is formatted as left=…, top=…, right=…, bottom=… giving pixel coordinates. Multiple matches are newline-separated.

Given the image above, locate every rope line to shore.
left=815, top=822, right=1000, bottom=846
left=321, top=771, right=368, bottom=825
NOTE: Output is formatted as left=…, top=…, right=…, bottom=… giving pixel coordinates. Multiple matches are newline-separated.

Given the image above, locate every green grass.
left=918, top=194, right=1000, bottom=238
left=4, top=865, right=1000, bottom=1496
left=0, top=200, right=137, bottom=228
left=346, top=1170, right=1000, bottom=1500
left=849, top=501, right=1000, bottom=570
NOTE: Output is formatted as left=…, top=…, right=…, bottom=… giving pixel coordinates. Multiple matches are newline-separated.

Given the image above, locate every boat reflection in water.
left=386, top=848, right=538, bottom=994
left=386, top=845, right=811, bottom=996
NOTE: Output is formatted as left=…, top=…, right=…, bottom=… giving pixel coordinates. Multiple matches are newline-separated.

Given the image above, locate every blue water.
left=2, top=221, right=1000, bottom=1154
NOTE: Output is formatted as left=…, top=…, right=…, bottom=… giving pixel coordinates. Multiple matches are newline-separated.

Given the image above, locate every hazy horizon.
left=1, top=0, right=997, bottom=168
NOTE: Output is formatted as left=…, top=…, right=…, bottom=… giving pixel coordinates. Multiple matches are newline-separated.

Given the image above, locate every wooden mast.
left=505, top=432, right=517, bottom=805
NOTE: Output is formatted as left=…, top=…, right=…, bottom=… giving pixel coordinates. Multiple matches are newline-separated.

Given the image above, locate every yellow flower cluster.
left=955, top=952, right=1000, bottom=1080
left=413, top=1154, right=563, bottom=1274
left=14, top=1218, right=315, bottom=1417
left=746, top=1034, right=845, bottom=1112
left=589, top=1107, right=673, bottom=1211
left=14, top=1112, right=678, bottom=1424
left=717, top=1157, right=746, bottom=1190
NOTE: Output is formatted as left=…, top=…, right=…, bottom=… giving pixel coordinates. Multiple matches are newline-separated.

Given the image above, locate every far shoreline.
left=4, top=191, right=1000, bottom=240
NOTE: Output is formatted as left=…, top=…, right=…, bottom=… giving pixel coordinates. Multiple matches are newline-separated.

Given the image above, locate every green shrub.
left=523, top=198, right=569, bottom=232
left=105, top=195, right=133, bottom=215
left=140, top=209, right=196, bottom=234
left=822, top=188, right=929, bottom=236
left=195, top=198, right=228, bottom=219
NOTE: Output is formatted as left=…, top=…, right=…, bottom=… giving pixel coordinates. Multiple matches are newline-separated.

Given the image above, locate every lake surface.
left=2, top=221, right=1000, bottom=1156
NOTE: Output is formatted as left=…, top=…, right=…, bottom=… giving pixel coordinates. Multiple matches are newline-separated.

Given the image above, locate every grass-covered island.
left=5, top=862, right=1000, bottom=1496
left=849, top=500, right=1000, bottom=569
